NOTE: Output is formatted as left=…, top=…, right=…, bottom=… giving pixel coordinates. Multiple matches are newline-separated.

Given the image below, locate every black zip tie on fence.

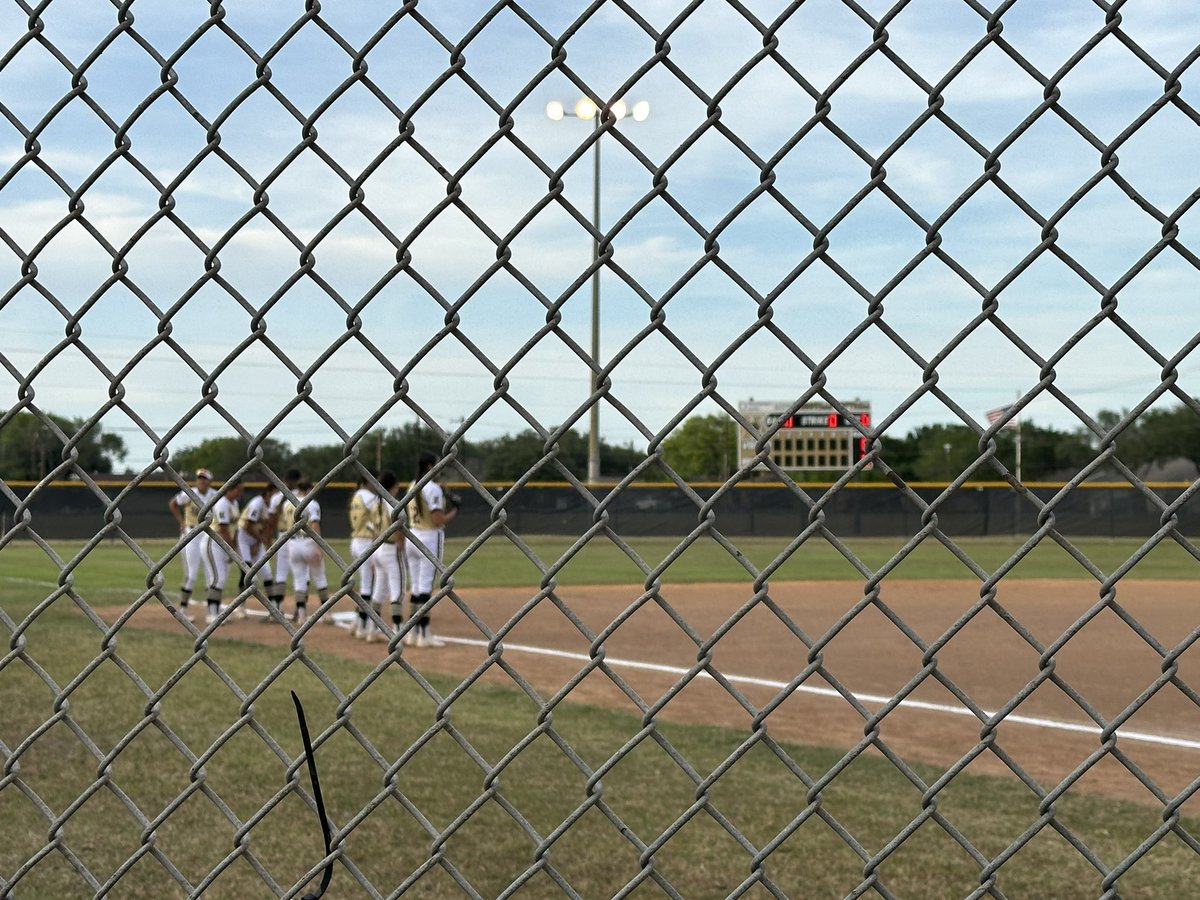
left=291, top=690, right=334, bottom=900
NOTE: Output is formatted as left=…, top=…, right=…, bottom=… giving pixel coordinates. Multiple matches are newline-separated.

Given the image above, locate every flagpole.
left=1013, top=397, right=1022, bottom=538
left=986, top=402, right=1024, bottom=535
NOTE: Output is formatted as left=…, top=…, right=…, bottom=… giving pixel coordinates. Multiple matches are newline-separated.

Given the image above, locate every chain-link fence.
left=4, top=1, right=1200, bottom=897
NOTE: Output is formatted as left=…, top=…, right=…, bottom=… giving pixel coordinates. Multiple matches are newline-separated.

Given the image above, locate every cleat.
left=294, top=608, right=308, bottom=626
left=402, top=631, right=416, bottom=647
left=205, top=613, right=218, bottom=625
left=425, top=634, right=446, bottom=648
left=365, top=630, right=385, bottom=644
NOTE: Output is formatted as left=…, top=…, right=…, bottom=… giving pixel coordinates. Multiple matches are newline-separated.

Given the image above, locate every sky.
left=1, top=0, right=1199, bottom=474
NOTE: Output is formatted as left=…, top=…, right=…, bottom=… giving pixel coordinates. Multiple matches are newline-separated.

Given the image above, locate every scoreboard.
left=738, top=400, right=872, bottom=472
left=766, top=412, right=870, bottom=430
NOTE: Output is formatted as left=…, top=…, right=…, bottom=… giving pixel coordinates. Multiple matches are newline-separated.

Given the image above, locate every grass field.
left=2, top=535, right=1198, bottom=897
left=2, top=534, right=1197, bottom=604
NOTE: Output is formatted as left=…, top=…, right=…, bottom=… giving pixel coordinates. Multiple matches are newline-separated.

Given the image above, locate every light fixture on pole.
left=546, top=96, right=649, bottom=484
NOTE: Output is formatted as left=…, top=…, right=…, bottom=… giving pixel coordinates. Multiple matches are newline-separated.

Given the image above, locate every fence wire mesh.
left=2, top=0, right=1200, bottom=897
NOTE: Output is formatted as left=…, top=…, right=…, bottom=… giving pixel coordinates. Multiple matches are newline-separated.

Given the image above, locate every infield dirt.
left=104, top=578, right=1200, bottom=812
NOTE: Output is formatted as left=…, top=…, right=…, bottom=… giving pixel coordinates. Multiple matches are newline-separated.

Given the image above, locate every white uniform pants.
left=272, top=538, right=292, bottom=586
left=180, top=529, right=207, bottom=591
left=237, top=529, right=272, bottom=582
left=404, top=529, right=443, bottom=596
left=290, top=538, right=326, bottom=592
left=204, top=535, right=236, bottom=590
left=350, top=537, right=375, bottom=594
left=370, top=543, right=406, bottom=605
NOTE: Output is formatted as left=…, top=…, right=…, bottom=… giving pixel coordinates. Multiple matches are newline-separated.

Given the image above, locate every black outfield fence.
left=3, top=480, right=1196, bottom=541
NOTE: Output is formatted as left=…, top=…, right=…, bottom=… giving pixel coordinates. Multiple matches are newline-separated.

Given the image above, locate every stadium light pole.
left=546, top=97, right=650, bottom=484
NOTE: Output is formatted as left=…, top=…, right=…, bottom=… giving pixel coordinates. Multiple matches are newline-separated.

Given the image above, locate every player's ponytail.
left=413, top=452, right=437, bottom=521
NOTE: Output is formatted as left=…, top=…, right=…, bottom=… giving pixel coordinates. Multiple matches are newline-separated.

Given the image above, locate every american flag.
left=986, top=404, right=1018, bottom=429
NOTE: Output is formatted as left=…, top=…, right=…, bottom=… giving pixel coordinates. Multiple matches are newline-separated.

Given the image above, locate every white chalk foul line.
left=0, top=575, right=150, bottom=597
left=434, top=636, right=1200, bottom=752
left=0, top=575, right=61, bottom=588
left=13, top=597, right=1189, bottom=752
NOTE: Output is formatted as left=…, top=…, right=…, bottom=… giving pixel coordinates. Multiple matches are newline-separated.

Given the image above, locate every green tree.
left=378, top=422, right=459, bottom=480
left=603, top=440, right=655, bottom=480
left=876, top=421, right=1098, bottom=482
left=1119, top=404, right=1200, bottom=474
left=289, top=441, right=357, bottom=483
left=469, top=428, right=587, bottom=480
left=0, top=410, right=127, bottom=479
left=470, top=430, right=548, bottom=481
left=661, top=414, right=738, bottom=481
left=998, top=422, right=1095, bottom=479
left=465, top=428, right=651, bottom=481
left=170, top=436, right=292, bottom=481
left=283, top=424, right=458, bottom=484
left=895, top=423, right=978, bottom=481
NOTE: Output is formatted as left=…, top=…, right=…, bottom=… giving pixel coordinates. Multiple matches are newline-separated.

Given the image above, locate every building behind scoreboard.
left=737, top=399, right=872, bottom=473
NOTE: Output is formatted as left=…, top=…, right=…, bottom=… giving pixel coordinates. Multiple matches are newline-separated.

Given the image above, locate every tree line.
left=0, top=411, right=128, bottom=480
left=166, top=424, right=652, bottom=484
left=4, top=405, right=1199, bottom=483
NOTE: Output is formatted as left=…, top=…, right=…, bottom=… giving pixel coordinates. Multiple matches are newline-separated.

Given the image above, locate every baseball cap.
left=195, top=468, right=213, bottom=480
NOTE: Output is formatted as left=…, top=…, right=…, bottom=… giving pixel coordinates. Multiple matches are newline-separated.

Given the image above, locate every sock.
left=391, top=600, right=403, bottom=629
left=268, top=582, right=285, bottom=607
left=413, top=593, right=431, bottom=631
left=207, top=586, right=222, bottom=616
left=238, top=571, right=247, bottom=591
left=295, top=589, right=308, bottom=612
left=317, top=586, right=329, bottom=605
left=180, top=587, right=192, bottom=608
left=359, top=594, right=371, bottom=629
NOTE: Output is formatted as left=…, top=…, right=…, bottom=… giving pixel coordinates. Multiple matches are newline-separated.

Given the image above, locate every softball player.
left=284, top=479, right=328, bottom=626
left=365, top=470, right=406, bottom=644
left=204, top=479, right=245, bottom=625
left=265, top=468, right=302, bottom=618
left=402, top=451, right=458, bottom=648
left=236, top=483, right=278, bottom=617
left=349, top=474, right=381, bottom=638
left=167, top=468, right=216, bottom=620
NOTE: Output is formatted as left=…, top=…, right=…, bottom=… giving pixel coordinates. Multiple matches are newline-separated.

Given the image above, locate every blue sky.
left=1, top=0, right=1199, bottom=472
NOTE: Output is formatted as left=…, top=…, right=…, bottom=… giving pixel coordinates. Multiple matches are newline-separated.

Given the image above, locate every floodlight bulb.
left=632, top=100, right=650, bottom=122
left=574, top=98, right=597, bottom=120
left=611, top=99, right=628, bottom=120
left=546, top=100, right=564, bottom=121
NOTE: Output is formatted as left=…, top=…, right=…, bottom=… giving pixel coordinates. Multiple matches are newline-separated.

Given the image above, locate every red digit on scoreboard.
left=827, top=412, right=838, bottom=428
left=860, top=413, right=871, bottom=427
